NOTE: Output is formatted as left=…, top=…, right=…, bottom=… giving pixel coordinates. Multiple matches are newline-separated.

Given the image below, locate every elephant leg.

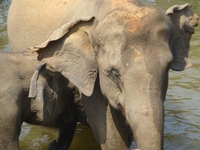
left=0, top=98, right=22, bottom=150
left=0, top=124, right=20, bottom=150
left=48, top=120, right=77, bottom=150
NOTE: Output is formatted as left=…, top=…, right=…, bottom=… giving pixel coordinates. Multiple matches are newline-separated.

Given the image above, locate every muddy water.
left=0, top=0, right=200, bottom=149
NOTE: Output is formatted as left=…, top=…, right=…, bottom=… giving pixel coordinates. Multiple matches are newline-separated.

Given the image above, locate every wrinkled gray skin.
left=7, top=0, right=199, bottom=149
left=0, top=52, right=76, bottom=150
left=48, top=88, right=89, bottom=150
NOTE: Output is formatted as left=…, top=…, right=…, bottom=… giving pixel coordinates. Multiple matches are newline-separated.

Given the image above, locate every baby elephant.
left=0, top=52, right=78, bottom=150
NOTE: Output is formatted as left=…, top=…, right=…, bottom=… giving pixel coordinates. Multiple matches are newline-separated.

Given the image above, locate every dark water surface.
left=0, top=0, right=200, bottom=149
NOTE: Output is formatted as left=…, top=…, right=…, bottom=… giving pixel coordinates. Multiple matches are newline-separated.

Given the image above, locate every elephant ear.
left=28, top=63, right=61, bottom=116
left=29, top=16, right=97, bottom=96
left=166, top=3, right=191, bottom=15
left=166, top=3, right=199, bottom=71
left=28, top=63, right=46, bottom=99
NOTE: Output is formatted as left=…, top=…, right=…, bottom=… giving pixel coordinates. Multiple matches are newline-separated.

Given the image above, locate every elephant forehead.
left=121, top=47, right=145, bottom=69
left=108, top=8, right=164, bottom=34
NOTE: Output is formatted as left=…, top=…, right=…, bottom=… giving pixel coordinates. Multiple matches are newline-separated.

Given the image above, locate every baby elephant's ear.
left=28, top=63, right=60, bottom=116
left=28, top=63, right=46, bottom=99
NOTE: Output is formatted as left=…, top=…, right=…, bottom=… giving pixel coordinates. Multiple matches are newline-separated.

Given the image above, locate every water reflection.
left=19, top=123, right=99, bottom=150
left=0, top=0, right=10, bottom=52
left=0, top=0, right=200, bottom=149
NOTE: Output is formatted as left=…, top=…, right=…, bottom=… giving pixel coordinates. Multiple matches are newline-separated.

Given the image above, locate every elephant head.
left=166, top=3, right=199, bottom=71
left=28, top=63, right=75, bottom=126
left=27, top=3, right=198, bottom=150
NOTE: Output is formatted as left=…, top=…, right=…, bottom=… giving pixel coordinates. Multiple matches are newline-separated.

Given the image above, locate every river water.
left=0, top=0, right=200, bottom=149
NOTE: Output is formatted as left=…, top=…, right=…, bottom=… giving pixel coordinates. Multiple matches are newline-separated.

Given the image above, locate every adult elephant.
left=7, top=0, right=199, bottom=149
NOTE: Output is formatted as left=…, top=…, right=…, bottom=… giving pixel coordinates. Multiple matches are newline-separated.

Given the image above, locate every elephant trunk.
left=169, top=30, right=193, bottom=71
left=124, top=82, right=164, bottom=150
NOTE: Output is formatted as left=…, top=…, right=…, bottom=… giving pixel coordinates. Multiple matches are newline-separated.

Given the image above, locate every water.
left=0, top=0, right=10, bottom=53
left=0, top=0, right=200, bottom=149
left=19, top=123, right=98, bottom=150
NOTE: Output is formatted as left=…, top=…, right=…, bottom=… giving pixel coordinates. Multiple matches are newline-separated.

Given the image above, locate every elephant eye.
left=107, top=68, right=123, bottom=92
left=107, top=68, right=121, bottom=85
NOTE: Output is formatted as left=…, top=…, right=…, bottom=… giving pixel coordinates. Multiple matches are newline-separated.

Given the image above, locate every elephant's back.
left=7, top=0, right=145, bottom=53
left=7, top=0, right=96, bottom=52
left=0, top=52, right=41, bottom=88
